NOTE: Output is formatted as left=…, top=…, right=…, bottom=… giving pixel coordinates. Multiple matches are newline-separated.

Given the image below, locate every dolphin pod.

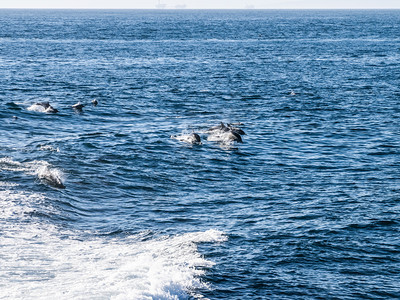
left=24, top=100, right=97, bottom=189
left=27, top=99, right=98, bottom=114
left=172, top=122, right=245, bottom=146
left=206, top=122, right=245, bottom=145
left=26, top=100, right=244, bottom=147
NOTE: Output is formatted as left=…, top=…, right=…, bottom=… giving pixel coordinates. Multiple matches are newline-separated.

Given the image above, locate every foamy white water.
left=27, top=103, right=47, bottom=113
left=39, top=145, right=60, bottom=152
left=0, top=186, right=226, bottom=300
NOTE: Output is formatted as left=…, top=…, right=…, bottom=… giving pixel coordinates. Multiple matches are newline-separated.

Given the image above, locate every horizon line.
left=0, top=7, right=400, bottom=10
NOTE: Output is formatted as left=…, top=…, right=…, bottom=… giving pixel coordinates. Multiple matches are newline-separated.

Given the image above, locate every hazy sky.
left=0, top=0, right=399, bottom=9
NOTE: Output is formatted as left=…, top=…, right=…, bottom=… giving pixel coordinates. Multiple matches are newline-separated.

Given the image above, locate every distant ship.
left=155, top=0, right=167, bottom=9
left=175, top=4, right=187, bottom=9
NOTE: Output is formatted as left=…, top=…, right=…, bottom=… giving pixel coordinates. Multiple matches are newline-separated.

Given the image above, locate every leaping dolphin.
left=28, top=102, right=59, bottom=113
left=206, top=122, right=245, bottom=145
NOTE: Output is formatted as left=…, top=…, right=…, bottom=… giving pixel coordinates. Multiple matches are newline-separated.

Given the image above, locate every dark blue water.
left=1, top=9, right=400, bottom=299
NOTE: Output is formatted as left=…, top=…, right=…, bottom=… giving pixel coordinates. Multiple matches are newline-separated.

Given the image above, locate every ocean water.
left=1, top=9, right=400, bottom=299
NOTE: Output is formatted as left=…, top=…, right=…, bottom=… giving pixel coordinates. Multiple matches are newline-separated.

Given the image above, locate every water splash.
left=0, top=157, right=66, bottom=189
left=35, top=164, right=66, bottom=189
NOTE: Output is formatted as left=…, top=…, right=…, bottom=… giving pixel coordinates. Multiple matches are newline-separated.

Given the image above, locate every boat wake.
left=0, top=184, right=226, bottom=299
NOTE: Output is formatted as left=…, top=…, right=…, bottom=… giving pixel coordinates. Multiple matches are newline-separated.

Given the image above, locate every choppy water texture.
left=1, top=9, right=400, bottom=299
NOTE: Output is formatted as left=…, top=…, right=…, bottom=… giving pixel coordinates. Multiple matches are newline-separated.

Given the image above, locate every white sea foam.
left=27, top=103, right=47, bottom=113
left=207, top=131, right=237, bottom=145
left=0, top=187, right=226, bottom=300
left=39, top=145, right=60, bottom=152
left=0, top=185, right=51, bottom=221
left=0, top=181, right=17, bottom=187
left=0, top=157, right=65, bottom=188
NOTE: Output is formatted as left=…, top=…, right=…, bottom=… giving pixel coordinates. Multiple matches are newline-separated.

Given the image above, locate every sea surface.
left=1, top=9, right=400, bottom=299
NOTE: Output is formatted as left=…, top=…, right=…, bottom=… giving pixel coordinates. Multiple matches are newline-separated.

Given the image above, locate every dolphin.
left=28, top=102, right=59, bottom=113
left=227, top=124, right=246, bottom=135
left=36, top=165, right=66, bottom=189
left=72, top=102, right=85, bottom=111
left=207, top=122, right=227, bottom=133
left=41, top=174, right=66, bottom=189
left=191, top=133, right=202, bottom=144
left=207, top=130, right=243, bottom=144
left=171, top=132, right=202, bottom=145
left=226, top=131, right=243, bottom=143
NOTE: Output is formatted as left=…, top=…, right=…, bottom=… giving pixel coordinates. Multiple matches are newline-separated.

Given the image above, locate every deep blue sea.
left=1, top=9, right=400, bottom=299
